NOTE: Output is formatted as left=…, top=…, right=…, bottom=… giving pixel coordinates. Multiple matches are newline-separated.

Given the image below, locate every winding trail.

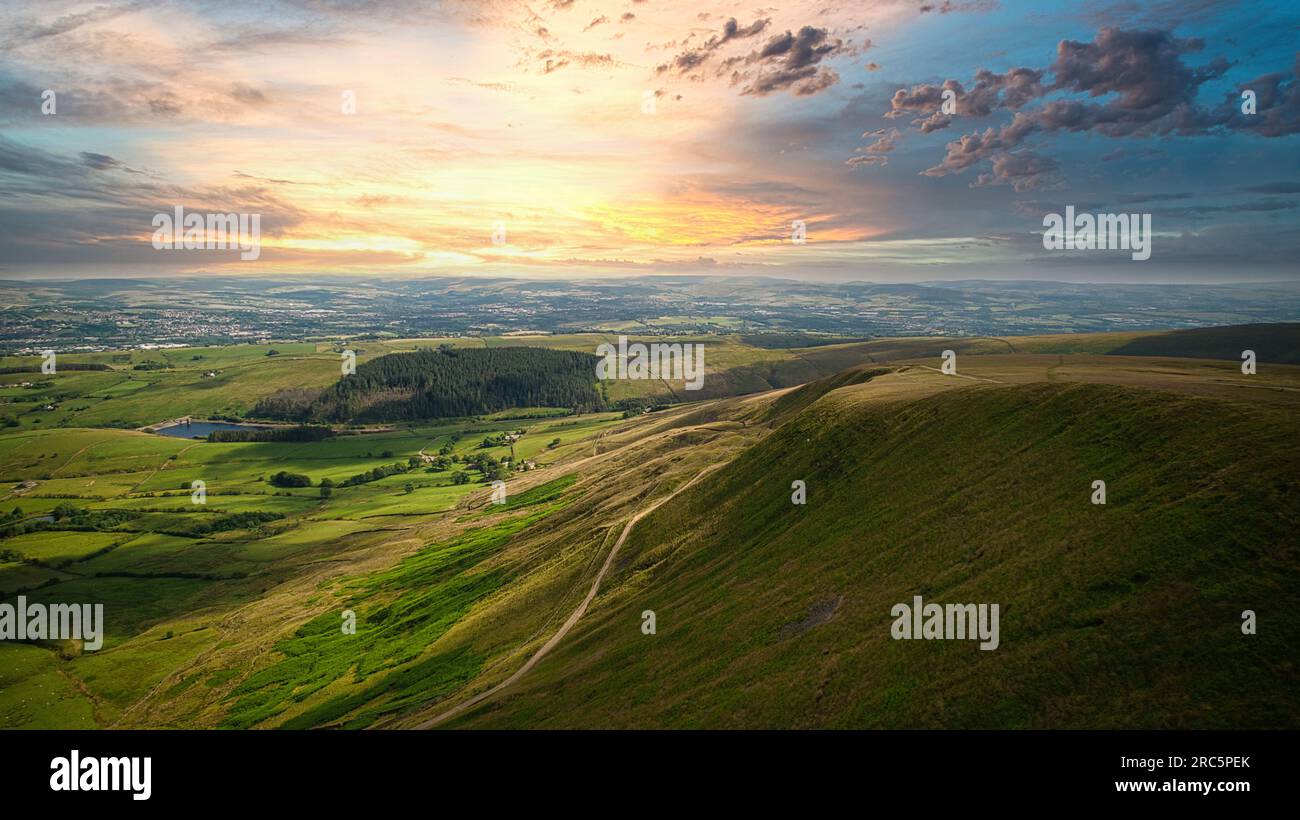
left=915, top=364, right=1005, bottom=384
left=415, top=461, right=724, bottom=728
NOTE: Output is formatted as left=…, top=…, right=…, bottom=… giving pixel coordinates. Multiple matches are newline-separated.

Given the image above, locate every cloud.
left=920, top=1, right=998, bottom=13
left=657, top=17, right=770, bottom=76
left=1242, top=181, right=1300, bottom=194
left=1223, top=54, right=1300, bottom=138
left=738, top=26, right=846, bottom=97
left=0, top=135, right=309, bottom=269
left=866, top=27, right=1299, bottom=184
left=229, top=83, right=271, bottom=106
left=0, top=1, right=147, bottom=50
left=970, top=151, right=1060, bottom=192
left=886, top=68, right=1045, bottom=134
left=1099, top=146, right=1166, bottom=161
left=846, top=127, right=900, bottom=167
left=536, top=50, right=618, bottom=74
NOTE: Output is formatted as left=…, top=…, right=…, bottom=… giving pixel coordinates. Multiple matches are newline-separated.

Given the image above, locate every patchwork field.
left=1, top=324, right=1297, bottom=729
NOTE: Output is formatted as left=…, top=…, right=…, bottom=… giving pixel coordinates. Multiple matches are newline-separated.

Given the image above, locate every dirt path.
left=415, top=460, right=725, bottom=729
left=915, top=364, right=1005, bottom=384
left=128, top=442, right=202, bottom=493
left=416, top=436, right=443, bottom=461
left=52, top=438, right=107, bottom=478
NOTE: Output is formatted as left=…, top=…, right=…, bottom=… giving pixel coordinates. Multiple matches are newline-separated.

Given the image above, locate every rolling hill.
left=1107, top=323, right=1300, bottom=364
left=440, top=374, right=1300, bottom=728
left=4, top=326, right=1298, bottom=730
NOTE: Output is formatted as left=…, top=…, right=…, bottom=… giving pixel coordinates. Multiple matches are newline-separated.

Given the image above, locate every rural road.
left=415, top=460, right=724, bottom=728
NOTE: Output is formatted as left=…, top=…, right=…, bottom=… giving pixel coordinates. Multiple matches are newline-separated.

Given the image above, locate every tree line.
left=255, top=347, right=604, bottom=422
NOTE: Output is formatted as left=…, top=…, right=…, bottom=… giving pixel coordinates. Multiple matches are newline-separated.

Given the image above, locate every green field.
left=2, top=326, right=1298, bottom=729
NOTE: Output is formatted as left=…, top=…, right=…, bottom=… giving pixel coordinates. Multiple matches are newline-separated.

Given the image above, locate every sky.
left=0, top=0, right=1297, bottom=283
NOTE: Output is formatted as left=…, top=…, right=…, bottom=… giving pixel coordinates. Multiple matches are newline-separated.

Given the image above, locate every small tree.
left=269, top=471, right=312, bottom=488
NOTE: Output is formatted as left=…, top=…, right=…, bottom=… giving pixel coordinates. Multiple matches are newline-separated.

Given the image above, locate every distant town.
left=4, top=275, right=1299, bottom=354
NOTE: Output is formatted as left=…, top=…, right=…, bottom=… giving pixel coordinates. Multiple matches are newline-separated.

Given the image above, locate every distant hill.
left=263, top=347, right=604, bottom=422
left=738, top=333, right=875, bottom=349
left=1107, top=323, right=1300, bottom=364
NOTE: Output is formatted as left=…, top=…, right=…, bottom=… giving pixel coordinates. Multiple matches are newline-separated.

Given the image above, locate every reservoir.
left=152, top=420, right=263, bottom=439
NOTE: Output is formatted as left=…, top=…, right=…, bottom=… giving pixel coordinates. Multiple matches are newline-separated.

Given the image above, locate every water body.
left=152, top=421, right=262, bottom=439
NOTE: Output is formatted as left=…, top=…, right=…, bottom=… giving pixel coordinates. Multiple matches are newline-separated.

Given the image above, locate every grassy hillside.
left=0, top=409, right=634, bottom=728
left=1107, top=323, right=1300, bottom=364
left=4, top=324, right=1294, bottom=433
left=451, top=380, right=1300, bottom=728
left=4, top=326, right=1298, bottom=730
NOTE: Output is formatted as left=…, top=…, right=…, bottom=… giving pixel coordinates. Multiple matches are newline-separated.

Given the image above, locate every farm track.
left=415, top=460, right=726, bottom=729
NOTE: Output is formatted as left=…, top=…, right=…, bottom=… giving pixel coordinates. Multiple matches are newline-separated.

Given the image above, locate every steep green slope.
left=455, top=381, right=1300, bottom=728
left=762, top=365, right=892, bottom=424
